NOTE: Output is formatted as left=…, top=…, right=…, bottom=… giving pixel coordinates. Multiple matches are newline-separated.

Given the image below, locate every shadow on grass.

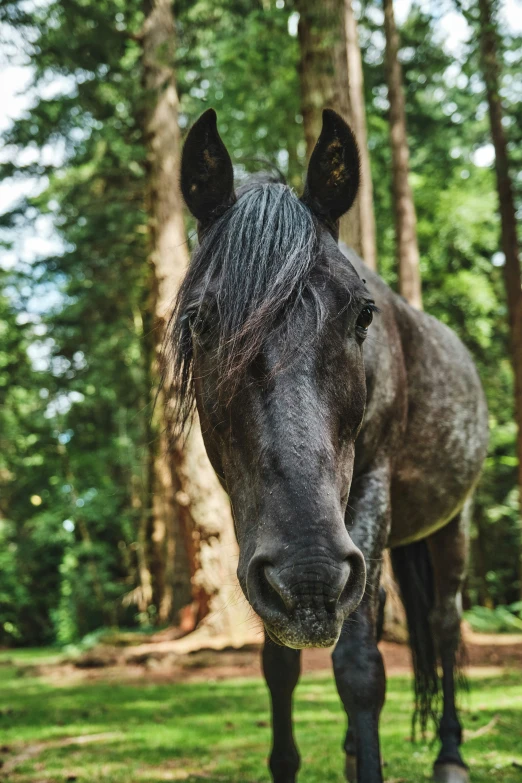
left=1, top=660, right=521, bottom=782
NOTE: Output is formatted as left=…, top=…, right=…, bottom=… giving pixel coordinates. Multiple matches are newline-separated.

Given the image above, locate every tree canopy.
left=0, top=0, right=520, bottom=646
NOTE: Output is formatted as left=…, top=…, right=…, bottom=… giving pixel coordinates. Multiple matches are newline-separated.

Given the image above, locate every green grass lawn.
left=1, top=650, right=521, bottom=782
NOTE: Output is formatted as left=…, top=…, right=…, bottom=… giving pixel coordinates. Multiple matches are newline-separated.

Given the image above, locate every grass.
left=1, top=649, right=521, bottom=782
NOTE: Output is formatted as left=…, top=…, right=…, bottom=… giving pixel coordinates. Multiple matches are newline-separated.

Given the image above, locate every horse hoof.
left=433, top=763, right=470, bottom=783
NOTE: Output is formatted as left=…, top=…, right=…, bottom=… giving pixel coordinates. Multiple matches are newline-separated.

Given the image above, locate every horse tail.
left=390, top=539, right=439, bottom=737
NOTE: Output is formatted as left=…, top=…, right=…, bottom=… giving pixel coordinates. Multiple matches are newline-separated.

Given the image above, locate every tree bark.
left=295, top=0, right=377, bottom=268
left=142, top=0, right=191, bottom=624
left=296, top=0, right=406, bottom=637
left=478, top=0, right=522, bottom=594
left=383, top=0, right=423, bottom=310
left=343, top=0, right=377, bottom=271
left=296, top=0, right=350, bottom=156
left=142, top=0, right=254, bottom=641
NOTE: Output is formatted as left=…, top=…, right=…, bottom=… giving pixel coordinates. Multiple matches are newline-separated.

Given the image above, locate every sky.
left=1, top=0, right=522, bottom=269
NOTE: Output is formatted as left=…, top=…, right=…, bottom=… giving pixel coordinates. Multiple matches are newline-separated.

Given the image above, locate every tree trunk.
left=142, top=0, right=255, bottom=643
left=478, top=0, right=522, bottom=596
left=296, top=0, right=350, bottom=156
left=142, top=0, right=191, bottom=624
left=296, top=0, right=405, bottom=638
left=383, top=0, right=423, bottom=310
left=295, top=0, right=365, bottom=261
left=343, top=0, right=377, bottom=270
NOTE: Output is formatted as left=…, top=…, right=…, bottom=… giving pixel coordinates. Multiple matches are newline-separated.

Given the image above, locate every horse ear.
left=301, top=109, right=360, bottom=230
left=180, top=108, right=236, bottom=225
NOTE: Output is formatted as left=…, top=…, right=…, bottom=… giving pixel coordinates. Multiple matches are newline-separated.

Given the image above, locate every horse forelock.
left=162, top=181, right=362, bottom=437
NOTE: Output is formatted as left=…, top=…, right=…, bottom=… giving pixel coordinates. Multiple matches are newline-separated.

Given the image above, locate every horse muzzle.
left=246, top=545, right=366, bottom=648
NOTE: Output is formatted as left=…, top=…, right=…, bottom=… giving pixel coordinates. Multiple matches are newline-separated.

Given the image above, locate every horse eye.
left=184, top=308, right=204, bottom=330
left=183, top=308, right=214, bottom=346
left=356, top=306, right=374, bottom=332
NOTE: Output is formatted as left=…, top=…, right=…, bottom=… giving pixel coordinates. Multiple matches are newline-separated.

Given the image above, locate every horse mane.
left=161, top=180, right=359, bottom=437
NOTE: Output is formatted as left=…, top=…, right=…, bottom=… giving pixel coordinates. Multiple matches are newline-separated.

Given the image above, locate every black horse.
left=166, top=108, right=488, bottom=783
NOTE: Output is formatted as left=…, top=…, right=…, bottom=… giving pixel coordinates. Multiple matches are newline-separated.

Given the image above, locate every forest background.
left=0, top=0, right=521, bottom=649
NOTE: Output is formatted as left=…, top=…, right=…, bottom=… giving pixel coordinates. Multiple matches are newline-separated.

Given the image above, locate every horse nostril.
left=325, top=559, right=351, bottom=613
left=264, top=565, right=297, bottom=612
left=247, top=545, right=366, bottom=623
left=338, top=550, right=366, bottom=615
left=325, top=595, right=338, bottom=614
left=264, top=559, right=354, bottom=615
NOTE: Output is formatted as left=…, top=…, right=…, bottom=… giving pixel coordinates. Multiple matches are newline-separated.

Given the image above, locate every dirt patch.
left=26, top=629, right=522, bottom=688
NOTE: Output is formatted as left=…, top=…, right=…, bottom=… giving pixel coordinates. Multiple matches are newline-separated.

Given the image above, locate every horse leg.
left=428, top=513, right=469, bottom=783
left=262, top=634, right=302, bottom=783
left=333, top=462, right=391, bottom=783
left=333, top=590, right=386, bottom=783
left=343, top=586, right=386, bottom=783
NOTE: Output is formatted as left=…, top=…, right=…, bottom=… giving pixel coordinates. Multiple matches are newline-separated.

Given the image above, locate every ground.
left=1, top=637, right=521, bottom=783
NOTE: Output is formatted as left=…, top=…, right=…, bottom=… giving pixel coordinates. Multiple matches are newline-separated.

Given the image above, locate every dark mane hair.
left=162, top=180, right=362, bottom=436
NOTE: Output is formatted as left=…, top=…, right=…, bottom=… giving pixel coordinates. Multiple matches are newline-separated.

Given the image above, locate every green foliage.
left=465, top=603, right=522, bottom=634
left=0, top=0, right=520, bottom=646
left=177, top=0, right=305, bottom=186
left=0, top=0, right=150, bottom=645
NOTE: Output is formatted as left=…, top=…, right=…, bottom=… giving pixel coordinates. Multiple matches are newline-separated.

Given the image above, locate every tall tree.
left=142, top=0, right=253, bottom=643
left=477, top=0, right=522, bottom=580
left=294, top=0, right=409, bottom=634
left=383, top=0, right=423, bottom=309
left=343, top=0, right=378, bottom=270
left=1, top=0, right=520, bottom=647
left=142, top=0, right=191, bottom=623
left=295, top=0, right=377, bottom=269
left=295, top=0, right=350, bottom=156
